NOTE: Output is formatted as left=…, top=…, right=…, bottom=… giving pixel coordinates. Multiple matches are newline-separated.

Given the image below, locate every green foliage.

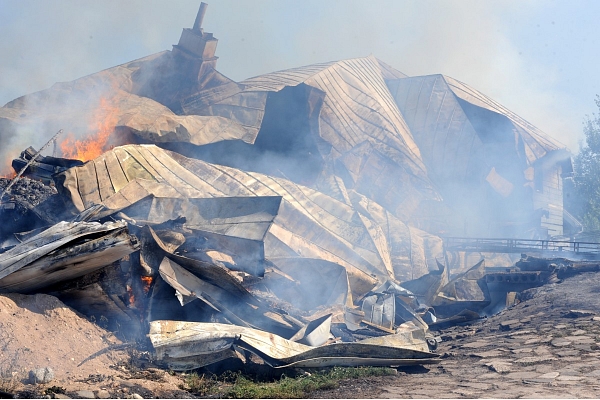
left=183, top=372, right=218, bottom=397
left=182, top=366, right=396, bottom=399
left=570, top=95, right=600, bottom=231
left=223, top=367, right=395, bottom=399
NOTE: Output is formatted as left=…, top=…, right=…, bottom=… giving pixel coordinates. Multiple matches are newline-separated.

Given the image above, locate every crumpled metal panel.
left=149, top=320, right=311, bottom=361
left=388, top=74, right=566, bottom=172
left=242, top=56, right=423, bottom=165
left=432, top=259, right=491, bottom=317
left=387, top=74, right=571, bottom=238
left=401, top=259, right=449, bottom=306
left=56, top=145, right=445, bottom=294
left=444, top=75, right=566, bottom=163
left=239, top=56, right=438, bottom=222
left=359, top=281, right=430, bottom=333
left=149, top=320, right=439, bottom=371
left=0, top=220, right=138, bottom=293
left=289, top=314, right=332, bottom=347
left=264, top=257, right=351, bottom=312
left=361, top=293, right=395, bottom=332
left=157, top=256, right=301, bottom=337
left=147, top=227, right=259, bottom=303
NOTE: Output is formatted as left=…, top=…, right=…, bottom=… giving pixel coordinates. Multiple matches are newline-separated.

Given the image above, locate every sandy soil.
left=0, top=293, right=189, bottom=398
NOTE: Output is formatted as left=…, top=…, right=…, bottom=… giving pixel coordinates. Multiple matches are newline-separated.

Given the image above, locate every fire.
left=127, top=284, right=135, bottom=306
left=1, top=170, right=16, bottom=179
left=1, top=156, right=16, bottom=179
left=60, top=97, right=119, bottom=161
left=141, top=276, right=154, bottom=294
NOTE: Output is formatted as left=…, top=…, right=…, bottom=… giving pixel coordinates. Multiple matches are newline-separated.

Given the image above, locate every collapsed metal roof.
left=55, top=144, right=444, bottom=287
left=0, top=1, right=579, bottom=372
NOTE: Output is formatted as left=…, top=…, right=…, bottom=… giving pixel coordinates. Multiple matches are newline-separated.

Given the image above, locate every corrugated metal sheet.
left=387, top=73, right=571, bottom=238
left=241, top=56, right=428, bottom=175
left=57, top=145, right=445, bottom=292
left=149, top=320, right=439, bottom=370
left=444, top=75, right=567, bottom=162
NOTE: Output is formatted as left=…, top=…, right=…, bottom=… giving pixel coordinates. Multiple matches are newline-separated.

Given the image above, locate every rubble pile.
left=0, top=1, right=596, bottom=384
left=0, top=176, right=56, bottom=206
left=320, top=270, right=600, bottom=398
left=0, top=149, right=443, bottom=371
left=0, top=176, right=59, bottom=243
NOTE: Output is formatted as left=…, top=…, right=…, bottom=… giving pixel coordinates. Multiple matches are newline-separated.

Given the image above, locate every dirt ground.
left=0, top=293, right=191, bottom=399
left=2, top=271, right=600, bottom=399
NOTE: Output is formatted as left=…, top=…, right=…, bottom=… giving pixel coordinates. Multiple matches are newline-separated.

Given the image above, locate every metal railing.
left=443, top=237, right=600, bottom=256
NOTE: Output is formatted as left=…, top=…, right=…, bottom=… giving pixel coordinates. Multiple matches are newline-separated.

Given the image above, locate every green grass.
left=183, top=366, right=396, bottom=399
left=183, top=373, right=218, bottom=397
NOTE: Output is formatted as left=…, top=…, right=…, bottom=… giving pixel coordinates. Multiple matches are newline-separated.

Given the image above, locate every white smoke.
left=0, top=0, right=597, bottom=155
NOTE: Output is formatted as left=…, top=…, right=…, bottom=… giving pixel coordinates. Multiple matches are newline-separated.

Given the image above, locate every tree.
left=567, top=95, right=600, bottom=231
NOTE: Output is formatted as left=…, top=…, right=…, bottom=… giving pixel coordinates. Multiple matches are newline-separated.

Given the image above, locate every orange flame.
left=126, top=284, right=135, bottom=307
left=1, top=170, right=16, bottom=179
left=60, top=97, right=119, bottom=161
left=141, top=276, right=154, bottom=294
left=1, top=156, right=16, bottom=178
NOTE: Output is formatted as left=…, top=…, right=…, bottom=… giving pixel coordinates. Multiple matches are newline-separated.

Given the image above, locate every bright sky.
left=1, top=0, right=598, bottom=153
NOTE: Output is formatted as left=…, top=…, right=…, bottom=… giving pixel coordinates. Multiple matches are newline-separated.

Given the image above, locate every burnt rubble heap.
left=0, top=2, right=596, bottom=374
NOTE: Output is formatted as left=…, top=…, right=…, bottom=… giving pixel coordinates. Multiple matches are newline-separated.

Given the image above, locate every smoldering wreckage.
left=0, top=2, right=597, bottom=378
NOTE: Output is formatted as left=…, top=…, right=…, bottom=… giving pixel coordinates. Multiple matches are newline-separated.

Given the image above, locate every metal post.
left=193, top=2, right=208, bottom=31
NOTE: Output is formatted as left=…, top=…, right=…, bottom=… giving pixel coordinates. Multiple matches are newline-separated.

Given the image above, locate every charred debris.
left=0, top=2, right=596, bottom=374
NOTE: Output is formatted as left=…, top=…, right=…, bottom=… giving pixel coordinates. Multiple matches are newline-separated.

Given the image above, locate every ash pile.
left=0, top=2, right=594, bottom=374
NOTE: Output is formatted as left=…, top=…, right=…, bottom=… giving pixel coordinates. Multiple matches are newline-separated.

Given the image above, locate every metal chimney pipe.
left=193, top=2, right=208, bottom=31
